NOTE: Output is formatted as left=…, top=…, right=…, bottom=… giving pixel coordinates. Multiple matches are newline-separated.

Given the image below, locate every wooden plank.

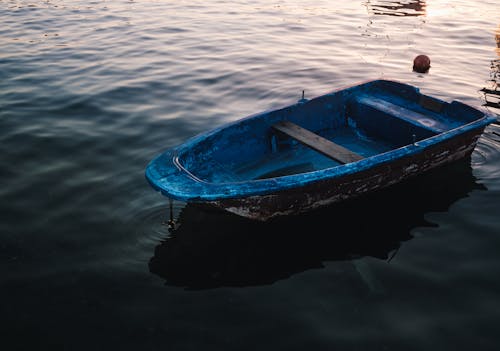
left=356, top=95, right=447, bottom=132
left=272, top=121, right=364, bottom=164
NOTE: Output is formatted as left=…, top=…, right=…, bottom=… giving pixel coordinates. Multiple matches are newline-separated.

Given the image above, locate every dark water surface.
left=2, top=1, right=500, bottom=350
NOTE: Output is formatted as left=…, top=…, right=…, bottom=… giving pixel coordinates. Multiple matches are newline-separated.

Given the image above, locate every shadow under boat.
left=149, top=159, right=485, bottom=290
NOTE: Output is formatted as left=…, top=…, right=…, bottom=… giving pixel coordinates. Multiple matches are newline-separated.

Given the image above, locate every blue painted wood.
left=145, top=79, right=497, bottom=220
left=272, top=120, right=364, bottom=164
left=354, top=95, right=452, bottom=133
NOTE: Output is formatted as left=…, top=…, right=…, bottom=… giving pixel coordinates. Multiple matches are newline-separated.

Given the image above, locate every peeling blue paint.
left=145, top=79, right=497, bottom=220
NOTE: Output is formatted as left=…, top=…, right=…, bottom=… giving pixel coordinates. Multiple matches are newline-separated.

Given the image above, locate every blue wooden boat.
left=146, top=79, right=496, bottom=221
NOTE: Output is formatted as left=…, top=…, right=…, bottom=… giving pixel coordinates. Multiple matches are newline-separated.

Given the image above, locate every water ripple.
left=2, top=0, right=500, bottom=349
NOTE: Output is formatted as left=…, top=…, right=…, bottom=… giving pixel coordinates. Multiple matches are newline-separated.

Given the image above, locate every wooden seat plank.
left=355, top=95, right=449, bottom=132
left=272, top=121, right=364, bottom=164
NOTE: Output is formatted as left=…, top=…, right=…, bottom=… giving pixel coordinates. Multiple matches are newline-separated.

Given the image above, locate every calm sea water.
left=1, top=1, right=500, bottom=350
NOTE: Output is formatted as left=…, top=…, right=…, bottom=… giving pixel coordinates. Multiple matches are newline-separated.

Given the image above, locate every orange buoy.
left=413, top=55, right=431, bottom=73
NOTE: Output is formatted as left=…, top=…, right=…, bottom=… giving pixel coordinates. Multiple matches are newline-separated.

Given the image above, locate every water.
left=1, top=1, right=500, bottom=350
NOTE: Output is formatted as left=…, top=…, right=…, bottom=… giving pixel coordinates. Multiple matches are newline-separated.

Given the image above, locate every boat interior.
left=178, top=83, right=481, bottom=184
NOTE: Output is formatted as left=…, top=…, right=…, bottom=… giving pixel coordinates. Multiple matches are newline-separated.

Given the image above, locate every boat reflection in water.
left=364, top=0, right=426, bottom=17
left=481, top=25, right=500, bottom=110
left=149, top=160, right=484, bottom=290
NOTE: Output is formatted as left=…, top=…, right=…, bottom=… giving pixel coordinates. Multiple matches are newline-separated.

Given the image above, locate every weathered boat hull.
left=146, top=79, right=497, bottom=221
left=213, top=128, right=482, bottom=221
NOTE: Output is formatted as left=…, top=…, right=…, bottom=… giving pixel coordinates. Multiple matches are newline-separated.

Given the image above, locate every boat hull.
left=146, top=79, right=497, bottom=221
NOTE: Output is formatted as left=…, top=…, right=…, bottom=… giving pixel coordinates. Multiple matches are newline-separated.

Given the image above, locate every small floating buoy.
left=413, top=54, right=431, bottom=73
